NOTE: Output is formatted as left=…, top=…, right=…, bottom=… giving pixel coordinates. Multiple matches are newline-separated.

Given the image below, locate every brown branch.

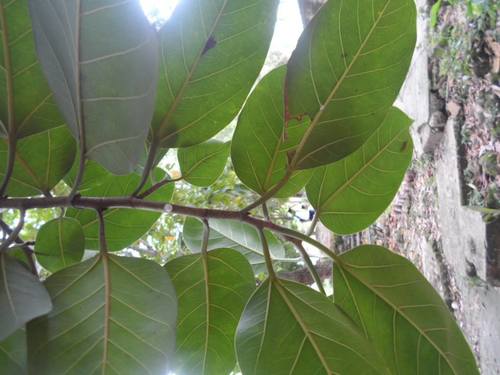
left=0, top=218, right=38, bottom=275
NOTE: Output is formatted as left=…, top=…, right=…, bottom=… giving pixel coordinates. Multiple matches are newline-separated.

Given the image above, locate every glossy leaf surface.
left=0, top=126, right=76, bottom=197
left=165, top=248, right=255, bottom=375
left=178, top=141, right=230, bottom=187
left=183, top=217, right=285, bottom=269
left=236, top=278, right=389, bottom=375
left=231, top=67, right=312, bottom=198
left=66, top=168, right=174, bottom=251
left=334, top=245, right=480, bottom=375
left=286, top=0, right=416, bottom=169
left=306, top=107, right=413, bottom=234
left=28, top=254, right=177, bottom=375
left=29, top=0, right=158, bottom=174
left=0, top=253, right=52, bottom=341
left=151, top=0, right=279, bottom=148
left=35, top=217, right=85, bottom=272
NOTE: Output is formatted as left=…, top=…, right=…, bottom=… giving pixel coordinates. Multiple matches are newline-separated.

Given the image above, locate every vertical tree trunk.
left=297, top=0, right=326, bottom=25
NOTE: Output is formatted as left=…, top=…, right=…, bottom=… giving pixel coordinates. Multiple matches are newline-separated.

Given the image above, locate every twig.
left=0, top=209, right=25, bottom=252
left=306, top=212, right=319, bottom=236
left=294, top=242, right=326, bottom=295
left=132, top=139, right=159, bottom=197
left=138, top=176, right=182, bottom=199
left=241, top=169, right=293, bottom=213
left=0, top=218, right=37, bottom=275
left=0, top=136, right=16, bottom=197
left=258, top=226, right=276, bottom=279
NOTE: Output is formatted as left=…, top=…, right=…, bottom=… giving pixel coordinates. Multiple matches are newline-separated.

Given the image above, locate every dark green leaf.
left=66, top=168, right=174, bottom=251
left=286, top=0, right=416, bottom=169
left=183, top=217, right=285, bottom=269
left=0, top=329, right=26, bottom=375
left=28, top=254, right=177, bottom=375
left=35, top=217, right=85, bottom=272
left=0, top=0, right=63, bottom=139
left=29, top=0, right=159, bottom=175
left=178, top=141, right=230, bottom=187
left=334, top=245, right=480, bottom=375
left=0, top=126, right=76, bottom=197
left=165, top=248, right=255, bottom=375
left=151, top=0, right=279, bottom=148
left=236, top=278, right=389, bottom=374
left=0, top=253, right=52, bottom=341
left=231, top=67, right=312, bottom=198
left=306, top=107, right=413, bottom=234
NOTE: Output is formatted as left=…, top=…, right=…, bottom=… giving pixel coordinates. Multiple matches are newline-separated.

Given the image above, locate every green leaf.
left=0, top=253, right=52, bottom=341
left=28, top=0, right=159, bottom=175
left=285, top=0, right=416, bottom=169
left=178, top=141, right=230, bottom=187
left=334, top=245, right=480, bottom=375
left=306, top=107, right=413, bottom=234
left=165, top=248, right=255, bottom=375
left=0, top=0, right=63, bottom=139
left=28, top=254, right=177, bottom=375
left=0, top=329, right=26, bottom=375
left=65, top=158, right=111, bottom=194
left=151, top=0, right=279, bottom=148
left=231, top=66, right=312, bottom=198
left=183, top=217, right=285, bottom=269
left=430, top=0, right=442, bottom=28
left=236, top=277, right=389, bottom=375
left=35, top=217, right=85, bottom=272
left=66, top=168, right=174, bottom=251
left=0, top=126, right=76, bottom=197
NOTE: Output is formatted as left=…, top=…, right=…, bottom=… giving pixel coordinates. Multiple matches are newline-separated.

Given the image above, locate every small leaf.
left=151, top=0, right=279, bottom=148
left=29, top=0, right=159, bottom=175
left=231, top=66, right=312, bottom=198
left=0, top=126, right=76, bottom=197
left=165, top=248, right=255, bottom=375
left=334, top=245, right=480, bottom=375
left=285, top=0, right=416, bottom=169
left=306, top=108, right=413, bottom=234
left=183, top=217, right=285, bottom=270
left=0, top=253, right=52, bottom=341
left=35, top=217, right=85, bottom=272
left=66, top=168, right=174, bottom=251
left=236, top=278, right=389, bottom=374
left=28, top=254, right=177, bottom=375
left=0, top=329, right=26, bottom=375
left=178, top=141, right=230, bottom=187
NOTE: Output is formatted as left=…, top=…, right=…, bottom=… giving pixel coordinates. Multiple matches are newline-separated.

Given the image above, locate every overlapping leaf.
left=35, top=217, right=85, bottom=272
left=165, top=248, right=255, bottom=375
left=0, top=329, right=26, bottom=375
left=29, top=0, right=159, bottom=175
left=285, top=0, right=416, bottom=169
left=231, top=67, right=312, bottom=198
left=178, top=141, right=230, bottom=187
left=0, top=126, right=76, bottom=197
left=306, top=107, right=413, bottom=234
left=236, top=278, right=389, bottom=375
left=0, top=0, right=63, bottom=139
left=334, top=245, right=480, bottom=375
left=151, top=0, right=279, bottom=148
left=66, top=168, right=174, bottom=251
left=183, top=217, right=286, bottom=269
left=28, top=254, right=177, bottom=375
left=0, top=253, right=52, bottom=341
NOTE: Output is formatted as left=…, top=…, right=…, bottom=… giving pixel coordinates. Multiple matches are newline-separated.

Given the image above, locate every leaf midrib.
left=0, top=3, right=15, bottom=134
left=290, top=0, right=393, bottom=168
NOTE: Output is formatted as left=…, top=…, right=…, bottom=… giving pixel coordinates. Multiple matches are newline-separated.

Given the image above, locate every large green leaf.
left=28, top=0, right=159, bottom=175
left=35, top=217, right=85, bottom=272
left=0, top=0, right=63, bottom=139
left=236, top=277, right=389, bottom=374
left=0, top=329, right=26, bottom=375
left=0, top=126, right=76, bottom=197
left=0, top=253, right=52, bottom=341
left=178, top=141, right=230, bottom=187
left=231, top=66, right=312, bottom=198
left=183, top=217, right=286, bottom=269
left=334, top=245, right=480, bottom=375
left=306, top=107, right=413, bottom=234
left=66, top=168, right=174, bottom=251
left=165, top=248, right=255, bottom=375
left=28, top=254, right=177, bottom=375
left=285, top=0, right=416, bottom=169
left=151, top=0, right=279, bottom=148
